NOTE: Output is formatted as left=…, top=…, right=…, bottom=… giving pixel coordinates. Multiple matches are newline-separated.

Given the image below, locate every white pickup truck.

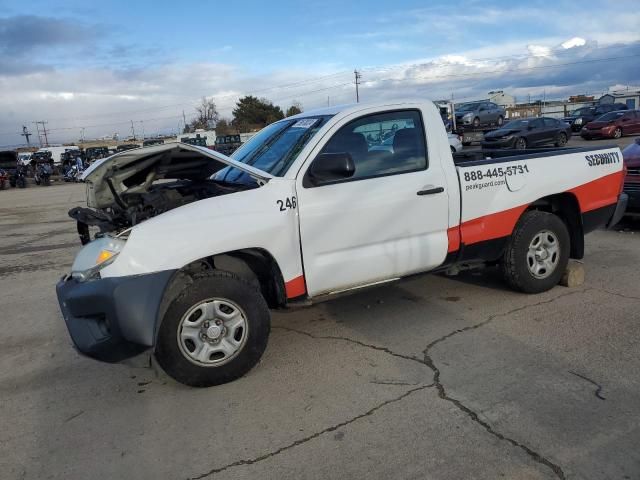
left=57, top=101, right=627, bottom=387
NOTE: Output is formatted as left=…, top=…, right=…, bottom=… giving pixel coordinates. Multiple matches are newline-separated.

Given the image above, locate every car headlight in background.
left=71, top=235, right=127, bottom=282
left=463, top=113, right=473, bottom=118
left=574, top=118, right=583, bottom=125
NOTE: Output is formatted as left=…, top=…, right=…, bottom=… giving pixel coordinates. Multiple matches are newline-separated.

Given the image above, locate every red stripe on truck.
left=460, top=204, right=528, bottom=246
left=285, top=275, right=307, bottom=299
left=569, top=171, right=624, bottom=213
left=447, top=227, right=461, bottom=252
left=453, top=171, right=623, bottom=247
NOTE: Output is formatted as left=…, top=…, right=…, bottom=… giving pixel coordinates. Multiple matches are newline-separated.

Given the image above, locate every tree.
left=285, top=101, right=303, bottom=117
left=187, top=97, right=219, bottom=132
left=232, top=96, right=284, bottom=132
left=215, top=118, right=234, bottom=135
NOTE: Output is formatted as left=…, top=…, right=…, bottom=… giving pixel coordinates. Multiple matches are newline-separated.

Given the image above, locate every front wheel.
left=473, top=117, right=480, bottom=128
left=613, top=127, right=622, bottom=139
left=497, top=115, right=504, bottom=126
left=154, top=270, right=270, bottom=387
left=501, top=211, right=570, bottom=293
left=515, top=137, right=527, bottom=150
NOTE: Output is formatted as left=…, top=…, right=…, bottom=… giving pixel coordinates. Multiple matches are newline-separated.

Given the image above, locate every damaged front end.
left=70, top=142, right=272, bottom=244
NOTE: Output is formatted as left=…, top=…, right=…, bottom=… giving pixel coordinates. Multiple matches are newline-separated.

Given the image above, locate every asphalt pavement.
left=1, top=175, right=639, bottom=480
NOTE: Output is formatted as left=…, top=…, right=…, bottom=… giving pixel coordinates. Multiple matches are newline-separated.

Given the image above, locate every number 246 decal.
left=277, top=196, right=297, bottom=211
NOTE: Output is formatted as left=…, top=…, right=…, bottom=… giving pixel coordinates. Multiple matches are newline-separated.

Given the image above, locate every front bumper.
left=607, top=193, right=629, bottom=228
left=481, top=137, right=516, bottom=149
left=56, top=269, right=175, bottom=362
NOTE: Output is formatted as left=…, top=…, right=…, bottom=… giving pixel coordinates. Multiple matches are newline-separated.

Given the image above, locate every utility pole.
left=80, top=127, right=85, bottom=144
left=354, top=69, right=362, bottom=103
left=327, top=96, right=330, bottom=107
left=182, top=110, right=187, bottom=133
left=130, top=120, right=136, bottom=141
left=33, top=121, right=49, bottom=147
left=20, top=125, right=32, bottom=146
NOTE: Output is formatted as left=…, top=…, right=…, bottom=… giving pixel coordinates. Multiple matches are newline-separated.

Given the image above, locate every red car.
left=581, top=110, right=640, bottom=139
left=622, top=138, right=640, bottom=215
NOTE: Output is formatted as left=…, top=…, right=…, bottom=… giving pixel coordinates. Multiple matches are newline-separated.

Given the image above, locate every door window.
left=317, top=110, right=427, bottom=181
left=543, top=118, right=558, bottom=127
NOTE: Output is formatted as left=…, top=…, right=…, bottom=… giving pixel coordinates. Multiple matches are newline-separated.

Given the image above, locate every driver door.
left=296, top=108, right=450, bottom=296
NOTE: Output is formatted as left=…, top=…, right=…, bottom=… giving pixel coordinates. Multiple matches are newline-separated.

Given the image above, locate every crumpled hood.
left=484, top=128, right=520, bottom=138
left=81, top=142, right=273, bottom=209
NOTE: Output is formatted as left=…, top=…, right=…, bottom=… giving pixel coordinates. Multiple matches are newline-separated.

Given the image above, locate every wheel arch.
left=155, top=248, right=287, bottom=344
left=527, top=192, right=584, bottom=259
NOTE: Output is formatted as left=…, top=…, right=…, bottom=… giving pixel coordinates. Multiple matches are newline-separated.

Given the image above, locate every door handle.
left=417, top=186, right=444, bottom=196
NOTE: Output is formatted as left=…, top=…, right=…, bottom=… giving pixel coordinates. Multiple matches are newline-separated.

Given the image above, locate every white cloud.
left=562, top=37, right=586, bottom=49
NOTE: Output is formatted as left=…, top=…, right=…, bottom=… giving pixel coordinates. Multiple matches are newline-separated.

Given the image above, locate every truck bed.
left=452, top=145, right=617, bottom=165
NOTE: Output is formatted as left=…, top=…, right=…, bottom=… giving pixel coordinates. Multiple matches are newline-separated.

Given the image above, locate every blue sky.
left=0, top=0, right=639, bottom=144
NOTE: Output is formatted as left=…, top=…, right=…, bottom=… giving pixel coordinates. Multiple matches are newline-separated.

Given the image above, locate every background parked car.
left=481, top=117, right=571, bottom=150
left=448, top=133, right=462, bottom=152
left=580, top=110, right=640, bottom=140
left=563, top=103, right=628, bottom=132
left=622, top=138, right=640, bottom=215
left=0, top=150, right=18, bottom=186
left=454, top=101, right=505, bottom=128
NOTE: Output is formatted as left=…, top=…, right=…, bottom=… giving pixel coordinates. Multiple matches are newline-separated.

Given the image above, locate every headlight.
left=575, top=118, right=583, bottom=125
left=71, top=236, right=127, bottom=282
left=463, top=113, right=473, bottom=118
left=499, top=135, right=514, bottom=140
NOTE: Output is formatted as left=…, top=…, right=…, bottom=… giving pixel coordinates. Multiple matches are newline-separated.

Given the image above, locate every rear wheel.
left=154, top=270, right=270, bottom=387
left=613, top=127, right=622, bottom=139
left=473, top=117, right=480, bottom=128
left=554, top=132, right=567, bottom=147
left=501, top=211, right=570, bottom=293
left=497, top=115, right=504, bottom=126
left=515, top=137, right=527, bottom=150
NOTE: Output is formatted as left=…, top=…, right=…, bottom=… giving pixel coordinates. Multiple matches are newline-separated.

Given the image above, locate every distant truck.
left=178, top=130, right=216, bottom=147
left=39, top=146, right=80, bottom=165
left=214, top=134, right=242, bottom=155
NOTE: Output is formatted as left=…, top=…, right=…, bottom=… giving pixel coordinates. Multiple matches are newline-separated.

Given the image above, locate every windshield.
left=503, top=119, right=530, bottom=129
left=571, top=107, right=593, bottom=116
left=597, top=112, right=625, bottom=122
left=214, top=115, right=331, bottom=185
left=456, top=103, right=479, bottom=112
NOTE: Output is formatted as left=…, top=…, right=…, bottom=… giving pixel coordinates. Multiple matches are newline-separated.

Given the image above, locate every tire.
left=154, top=270, right=270, bottom=387
left=613, top=127, right=622, bottom=139
left=501, top=211, right=570, bottom=294
left=515, top=137, right=527, bottom=150
left=554, top=132, right=567, bottom=147
left=450, top=146, right=456, bottom=153
left=497, top=116, right=504, bottom=126
left=473, top=117, right=480, bottom=128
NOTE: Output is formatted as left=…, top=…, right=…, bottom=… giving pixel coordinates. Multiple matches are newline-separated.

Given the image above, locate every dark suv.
left=563, top=103, right=628, bottom=132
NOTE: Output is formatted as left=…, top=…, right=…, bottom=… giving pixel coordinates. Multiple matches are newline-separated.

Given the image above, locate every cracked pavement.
left=1, top=184, right=640, bottom=480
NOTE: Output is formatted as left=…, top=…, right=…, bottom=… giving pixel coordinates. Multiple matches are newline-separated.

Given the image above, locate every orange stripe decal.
left=460, top=204, right=528, bottom=246
left=447, top=226, right=460, bottom=253
left=285, top=275, right=306, bottom=299
left=569, top=171, right=624, bottom=213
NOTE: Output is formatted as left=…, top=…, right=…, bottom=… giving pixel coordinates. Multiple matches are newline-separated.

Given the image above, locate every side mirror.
left=306, top=152, right=355, bottom=186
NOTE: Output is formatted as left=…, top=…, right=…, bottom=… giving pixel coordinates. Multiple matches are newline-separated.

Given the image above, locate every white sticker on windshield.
left=292, top=119, right=316, bottom=129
